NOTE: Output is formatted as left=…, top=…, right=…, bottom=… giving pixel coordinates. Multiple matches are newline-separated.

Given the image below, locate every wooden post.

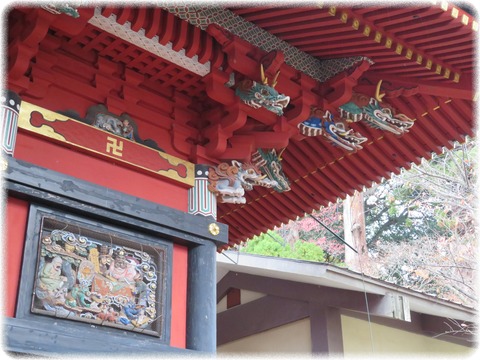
left=343, top=190, right=368, bottom=272
left=186, top=241, right=217, bottom=352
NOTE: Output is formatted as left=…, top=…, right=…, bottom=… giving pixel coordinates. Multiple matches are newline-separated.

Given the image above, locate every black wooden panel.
left=4, top=317, right=197, bottom=356
left=4, top=156, right=228, bottom=246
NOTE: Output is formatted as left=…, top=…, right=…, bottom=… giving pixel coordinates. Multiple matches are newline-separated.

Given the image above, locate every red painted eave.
left=6, top=4, right=476, bottom=249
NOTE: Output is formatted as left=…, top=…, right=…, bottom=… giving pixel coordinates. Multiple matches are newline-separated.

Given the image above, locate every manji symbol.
left=106, top=136, right=123, bottom=157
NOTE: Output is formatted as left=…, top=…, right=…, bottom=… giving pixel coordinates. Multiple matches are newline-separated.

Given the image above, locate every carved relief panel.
left=28, top=210, right=171, bottom=340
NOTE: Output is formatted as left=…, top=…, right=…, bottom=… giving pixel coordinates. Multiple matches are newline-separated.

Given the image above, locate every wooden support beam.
left=309, top=304, right=344, bottom=355
left=217, top=271, right=411, bottom=321
left=217, top=295, right=310, bottom=345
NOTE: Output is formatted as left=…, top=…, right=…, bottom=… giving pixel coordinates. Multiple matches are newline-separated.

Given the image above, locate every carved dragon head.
left=299, top=108, right=367, bottom=152
left=235, top=64, right=290, bottom=116
left=362, top=98, right=414, bottom=135
left=235, top=161, right=278, bottom=191
left=251, top=149, right=290, bottom=192
left=338, top=80, right=415, bottom=135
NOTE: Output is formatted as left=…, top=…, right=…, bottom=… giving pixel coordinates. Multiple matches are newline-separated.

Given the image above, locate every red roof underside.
left=6, top=5, right=476, bottom=249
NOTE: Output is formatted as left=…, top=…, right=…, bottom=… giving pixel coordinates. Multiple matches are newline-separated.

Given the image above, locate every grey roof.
left=217, top=251, right=476, bottom=321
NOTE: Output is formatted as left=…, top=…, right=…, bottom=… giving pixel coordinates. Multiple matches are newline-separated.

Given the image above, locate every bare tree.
left=363, top=137, right=477, bottom=307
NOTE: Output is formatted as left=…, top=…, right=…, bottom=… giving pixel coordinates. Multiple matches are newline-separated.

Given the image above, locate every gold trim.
left=451, top=7, right=459, bottom=18
left=352, top=18, right=360, bottom=30
left=435, top=64, right=442, bottom=74
left=18, top=103, right=68, bottom=142
left=443, top=68, right=451, bottom=79
left=385, top=37, right=392, bottom=48
left=340, top=12, right=348, bottom=23
left=395, top=44, right=403, bottom=54
left=416, top=54, right=423, bottom=64
left=405, top=49, right=413, bottom=59
left=208, top=223, right=220, bottom=236
left=472, top=21, right=478, bottom=31
left=328, top=6, right=336, bottom=16
left=440, top=1, right=448, bottom=11
left=374, top=31, right=382, bottom=43
left=462, top=14, right=469, bottom=25
left=363, top=25, right=371, bottom=36
left=453, top=73, right=460, bottom=83
left=425, top=59, right=432, bottom=70
left=18, top=102, right=195, bottom=187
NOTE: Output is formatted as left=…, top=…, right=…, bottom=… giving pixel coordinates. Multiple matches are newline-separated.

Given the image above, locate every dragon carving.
left=298, top=107, right=367, bottom=152
left=208, top=160, right=278, bottom=204
left=251, top=148, right=290, bottom=192
left=338, top=82, right=414, bottom=135
left=235, top=65, right=290, bottom=116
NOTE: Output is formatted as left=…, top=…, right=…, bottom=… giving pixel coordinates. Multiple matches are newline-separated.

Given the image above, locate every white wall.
left=217, top=318, right=312, bottom=353
left=341, top=314, right=474, bottom=356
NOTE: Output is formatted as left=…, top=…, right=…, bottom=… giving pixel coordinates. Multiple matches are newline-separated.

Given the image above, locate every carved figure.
left=122, top=119, right=134, bottom=140
left=119, top=302, right=144, bottom=325
left=70, top=283, right=91, bottom=308
left=338, top=92, right=414, bottom=135
left=251, top=149, right=290, bottom=192
left=106, top=249, right=139, bottom=284
left=299, top=107, right=367, bottom=152
left=97, top=307, right=119, bottom=323
left=62, top=104, right=165, bottom=151
left=33, top=226, right=161, bottom=334
left=235, top=65, right=290, bottom=116
left=38, top=256, right=68, bottom=293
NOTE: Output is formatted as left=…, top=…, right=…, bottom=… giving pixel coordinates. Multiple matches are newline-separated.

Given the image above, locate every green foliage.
left=241, top=231, right=289, bottom=257
left=241, top=230, right=328, bottom=263
left=289, top=240, right=325, bottom=262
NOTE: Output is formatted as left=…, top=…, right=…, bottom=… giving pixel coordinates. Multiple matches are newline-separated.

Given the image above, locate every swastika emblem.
left=106, top=136, right=123, bottom=157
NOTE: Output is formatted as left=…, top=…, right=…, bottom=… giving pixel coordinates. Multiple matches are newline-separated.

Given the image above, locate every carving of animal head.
left=298, top=107, right=367, bottom=152
left=208, top=160, right=275, bottom=204
left=235, top=65, right=290, bottom=116
left=251, top=149, right=290, bottom=192
left=363, top=98, right=414, bottom=135
left=338, top=88, right=414, bottom=135
left=235, top=161, right=271, bottom=191
left=42, top=4, right=80, bottom=18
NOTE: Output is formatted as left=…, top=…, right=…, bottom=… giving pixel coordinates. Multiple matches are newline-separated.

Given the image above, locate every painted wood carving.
left=41, top=4, right=80, bottom=18
left=235, top=65, right=290, bottom=116
left=208, top=149, right=290, bottom=204
left=338, top=83, right=415, bottom=135
left=32, top=216, right=168, bottom=337
left=298, top=107, right=367, bottom=152
left=208, top=160, right=276, bottom=204
left=18, top=102, right=194, bottom=187
left=251, top=148, right=290, bottom=192
left=83, top=104, right=164, bottom=151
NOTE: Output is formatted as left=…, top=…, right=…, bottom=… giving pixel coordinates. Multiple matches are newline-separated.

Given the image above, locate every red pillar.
left=4, top=197, right=29, bottom=317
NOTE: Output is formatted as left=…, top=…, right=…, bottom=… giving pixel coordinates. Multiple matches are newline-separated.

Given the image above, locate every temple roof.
left=6, top=3, right=476, bottom=249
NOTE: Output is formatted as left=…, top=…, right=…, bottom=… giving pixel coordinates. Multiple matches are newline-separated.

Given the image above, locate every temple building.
left=1, top=3, right=476, bottom=356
